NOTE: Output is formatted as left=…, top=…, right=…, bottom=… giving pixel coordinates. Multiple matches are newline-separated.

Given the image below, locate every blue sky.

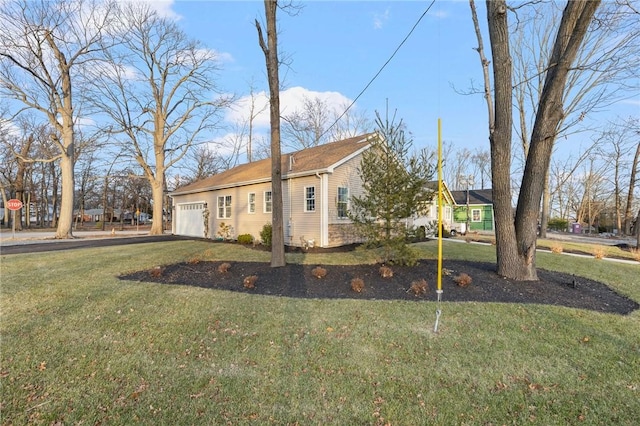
left=159, top=0, right=497, bottom=153
left=161, top=0, right=639, bottom=163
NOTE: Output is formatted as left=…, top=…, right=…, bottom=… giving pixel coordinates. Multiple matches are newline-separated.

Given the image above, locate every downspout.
left=315, top=172, right=328, bottom=247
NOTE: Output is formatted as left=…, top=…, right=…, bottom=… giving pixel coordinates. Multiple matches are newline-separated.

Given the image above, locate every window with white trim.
left=248, top=193, right=256, bottom=214
left=305, top=186, right=315, bottom=212
left=337, top=186, right=349, bottom=219
left=264, top=191, right=272, bottom=213
left=217, top=195, right=232, bottom=219
left=472, top=208, right=481, bottom=222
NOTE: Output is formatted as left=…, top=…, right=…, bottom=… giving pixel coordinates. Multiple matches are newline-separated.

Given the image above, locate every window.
left=472, top=208, right=481, bottom=222
left=264, top=191, right=272, bottom=213
left=337, top=187, right=349, bottom=218
left=305, top=186, right=315, bottom=212
left=217, top=195, right=232, bottom=219
left=248, top=193, right=256, bottom=214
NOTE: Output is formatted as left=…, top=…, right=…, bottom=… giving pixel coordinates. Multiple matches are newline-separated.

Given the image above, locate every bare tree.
left=510, top=1, right=639, bottom=237
left=256, top=0, right=286, bottom=267
left=281, top=95, right=332, bottom=150
left=471, top=0, right=600, bottom=280
left=282, top=96, right=373, bottom=151
left=89, top=2, right=232, bottom=235
left=0, top=0, right=115, bottom=238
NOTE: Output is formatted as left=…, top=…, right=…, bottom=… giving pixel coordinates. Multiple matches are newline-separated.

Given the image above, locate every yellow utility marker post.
left=434, top=118, right=444, bottom=333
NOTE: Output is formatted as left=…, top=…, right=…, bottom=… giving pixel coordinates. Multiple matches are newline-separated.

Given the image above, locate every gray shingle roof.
left=450, top=189, right=493, bottom=205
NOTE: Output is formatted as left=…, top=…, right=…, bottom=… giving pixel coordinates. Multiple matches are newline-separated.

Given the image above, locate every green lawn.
left=1, top=240, right=639, bottom=425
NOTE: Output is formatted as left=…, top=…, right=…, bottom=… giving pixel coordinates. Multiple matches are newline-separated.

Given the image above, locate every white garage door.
left=176, top=202, right=206, bottom=237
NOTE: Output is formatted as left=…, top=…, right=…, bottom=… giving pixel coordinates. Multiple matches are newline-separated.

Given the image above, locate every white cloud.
left=373, top=8, right=390, bottom=30
left=126, top=0, right=182, bottom=20
left=225, top=86, right=353, bottom=128
left=430, top=10, right=449, bottom=19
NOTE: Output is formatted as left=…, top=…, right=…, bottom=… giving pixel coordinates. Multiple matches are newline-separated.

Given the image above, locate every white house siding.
left=210, top=182, right=275, bottom=242
left=326, top=153, right=365, bottom=247
left=286, top=174, right=321, bottom=247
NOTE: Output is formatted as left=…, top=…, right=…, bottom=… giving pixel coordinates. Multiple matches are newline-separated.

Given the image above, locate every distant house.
left=408, top=181, right=458, bottom=235
left=169, top=134, right=378, bottom=248
left=450, top=189, right=494, bottom=232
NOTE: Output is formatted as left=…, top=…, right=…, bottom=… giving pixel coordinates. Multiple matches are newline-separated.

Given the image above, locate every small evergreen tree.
left=349, top=111, right=435, bottom=265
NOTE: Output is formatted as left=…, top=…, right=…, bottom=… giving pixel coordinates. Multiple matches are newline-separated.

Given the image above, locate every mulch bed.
left=119, top=258, right=638, bottom=315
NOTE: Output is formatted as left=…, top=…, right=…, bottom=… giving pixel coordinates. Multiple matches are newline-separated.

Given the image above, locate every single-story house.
left=451, top=188, right=494, bottom=232
left=169, top=133, right=378, bottom=248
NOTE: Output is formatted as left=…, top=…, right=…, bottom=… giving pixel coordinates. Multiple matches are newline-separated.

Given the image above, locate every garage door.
left=176, top=202, right=206, bottom=237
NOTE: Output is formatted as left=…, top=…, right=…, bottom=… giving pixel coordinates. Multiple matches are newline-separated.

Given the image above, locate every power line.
left=321, top=0, right=437, bottom=139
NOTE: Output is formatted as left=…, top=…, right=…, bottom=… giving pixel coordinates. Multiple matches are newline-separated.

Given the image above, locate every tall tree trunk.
left=476, top=0, right=600, bottom=280
left=624, top=142, right=639, bottom=235
left=256, top=0, right=286, bottom=267
left=483, top=0, right=530, bottom=279
left=540, top=167, right=550, bottom=238
left=636, top=208, right=640, bottom=248
left=515, top=0, right=600, bottom=276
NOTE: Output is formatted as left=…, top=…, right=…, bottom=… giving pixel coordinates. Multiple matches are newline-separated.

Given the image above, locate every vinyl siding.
left=285, top=175, right=321, bottom=246
left=172, top=182, right=275, bottom=242
left=327, top=153, right=363, bottom=224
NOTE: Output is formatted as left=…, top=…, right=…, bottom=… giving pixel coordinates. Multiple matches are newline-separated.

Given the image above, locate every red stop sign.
left=6, top=199, right=23, bottom=211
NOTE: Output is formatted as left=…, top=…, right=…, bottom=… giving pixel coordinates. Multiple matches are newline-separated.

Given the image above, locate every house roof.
left=450, top=189, right=493, bottom=205
left=170, top=133, right=377, bottom=196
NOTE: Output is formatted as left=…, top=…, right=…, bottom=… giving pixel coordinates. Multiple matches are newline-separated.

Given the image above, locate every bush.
left=217, top=262, right=231, bottom=273
left=149, top=266, right=165, bottom=278
left=547, top=217, right=569, bottom=232
left=311, top=266, right=327, bottom=279
left=592, top=245, right=606, bottom=259
left=386, top=242, right=419, bottom=267
left=550, top=243, right=564, bottom=254
left=237, top=234, right=254, bottom=245
left=409, top=279, right=428, bottom=295
left=243, top=275, right=258, bottom=289
left=454, top=273, right=473, bottom=287
left=260, top=223, right=272, bottom=246
left=350, top=277, right=364, bottom=293
left=379, top=265, right=393, bottom=278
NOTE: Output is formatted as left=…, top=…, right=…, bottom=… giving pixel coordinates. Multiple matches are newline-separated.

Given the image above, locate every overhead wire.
left=319, top=0, right=437, bottom=140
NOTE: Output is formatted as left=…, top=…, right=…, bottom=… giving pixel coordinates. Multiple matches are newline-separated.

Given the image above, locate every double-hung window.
left=305, top=186, right=315, bottom=212
left=337, top=187, right=349, bottom=219
left=472, top=208, right=481, bottom=222
left=264, top=191, right=272, bottom=213
left=248, top=193, right=256, bottom=214
left=217, top=195, right=232, bottom=219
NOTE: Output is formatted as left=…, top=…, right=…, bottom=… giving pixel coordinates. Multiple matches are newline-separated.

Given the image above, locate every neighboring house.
left=409, top=181, right=458, bottom=235
left=169, top=133, right=378, bottom=248
left=450, top=189, right=494, bottom=232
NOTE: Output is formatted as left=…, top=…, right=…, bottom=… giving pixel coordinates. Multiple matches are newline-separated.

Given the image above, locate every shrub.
left=547, top=217, right=569, bottom=232
left=631, top=248, right=640, bottom=262
left=237, top=234, right=254, bottom=245
left=260, top=223, right=272, bottom=246
left=186, top=256, right=201, bottom=265
left=454, top=273, right=472, bottom=287
left=217, top=222, right=233, bottom=240
left=217, top=262, right=231, bottom=273
left=409, top=279, right=428, bottom=295
left=383, top=241, right=419, bottom=266
left=243, top=275, right=258, bottom=289
left=379, top=265, right=393, bottom=278
left=351, top=277, right=364, bottom=293
left=592, top=245, right=606, bottom=260
left=311, top=266, right=327, bottom=279
left=149, top=266, right=165, bottom=278
left=550, top=243, right=564, bottom=254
